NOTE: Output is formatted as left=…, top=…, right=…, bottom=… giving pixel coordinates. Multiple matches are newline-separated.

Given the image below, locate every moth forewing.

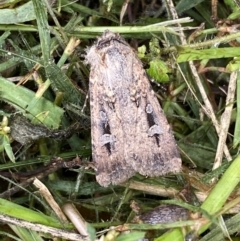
left=85, top=30, right=181, bottom=187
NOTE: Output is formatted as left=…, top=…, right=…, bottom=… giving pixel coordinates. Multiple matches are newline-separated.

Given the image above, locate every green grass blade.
left=0, top=77, right=63, bottom=128
left=31, top=0, right=50, bottom=65
left=177, top=47, right=240, bottom=63
left=0, top=198, right=72, bottom=229
left=0, top=2, right=35, bottom=24
left=233, top=72, right=240, bottom=147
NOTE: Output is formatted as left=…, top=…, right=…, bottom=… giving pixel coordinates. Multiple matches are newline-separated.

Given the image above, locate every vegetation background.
left=0, top=0, right=240, bottom=240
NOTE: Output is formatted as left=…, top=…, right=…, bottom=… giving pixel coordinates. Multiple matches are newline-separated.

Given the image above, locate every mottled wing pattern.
left=85, top=30, right=181, bottom=187
left=130, top=57, right=181, bottom=176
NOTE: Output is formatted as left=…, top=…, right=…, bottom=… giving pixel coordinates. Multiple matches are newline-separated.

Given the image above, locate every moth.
left=85, top=30, right=181, bottom=187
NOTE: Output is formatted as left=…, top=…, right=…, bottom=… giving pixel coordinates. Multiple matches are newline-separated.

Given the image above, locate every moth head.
left=96, top=30, right=122, bottom=49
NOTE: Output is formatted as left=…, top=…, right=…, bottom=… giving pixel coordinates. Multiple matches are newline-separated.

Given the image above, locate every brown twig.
left=0, top=156, right=82, bottom=199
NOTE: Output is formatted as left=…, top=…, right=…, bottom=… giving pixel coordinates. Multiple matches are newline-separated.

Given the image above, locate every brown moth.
left=85, top=30, right=181, bottom=187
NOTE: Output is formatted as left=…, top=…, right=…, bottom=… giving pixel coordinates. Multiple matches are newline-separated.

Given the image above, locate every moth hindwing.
left=85, top=30, right=181, bottom=187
